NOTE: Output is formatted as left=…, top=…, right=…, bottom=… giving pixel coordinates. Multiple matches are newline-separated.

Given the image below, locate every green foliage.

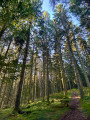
left=0, top=93, right=70, bottom=120
left=69, top=0, right=90, bottom=30
left=67, top=88, right=79, bottom=98
left=0, top=88, right=90, bottom=120
left=70, top=0, right=82, bottom=5
left=0, top=108, right=13, bottom=120
left=80, top=96, right=90, bottom=116
left=0, top=0, right=89, bottom=118
left=50, top=92, right=65, bottom=99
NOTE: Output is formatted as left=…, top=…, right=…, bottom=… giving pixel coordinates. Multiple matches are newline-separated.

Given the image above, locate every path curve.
left=60, top=91, right=87, bottom=120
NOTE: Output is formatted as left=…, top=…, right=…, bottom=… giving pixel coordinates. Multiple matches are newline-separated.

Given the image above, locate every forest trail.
left=60, top=91, right=88, bottom=120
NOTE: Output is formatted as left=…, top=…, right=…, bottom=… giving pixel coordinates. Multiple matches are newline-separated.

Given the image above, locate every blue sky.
left=42, top=0, right=80, bottom=26
left=42, top=0, right=54, bottom=19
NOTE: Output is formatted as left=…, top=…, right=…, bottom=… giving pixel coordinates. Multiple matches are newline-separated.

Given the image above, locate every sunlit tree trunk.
left=67, top=36, right=84, bottom=98
left=34, top=57, right=37, bottom=100
left=46, top=36, right=49, bottom=102
left=46, top=49, right=49, bottom=102
left=57, top=37, right=67, bottom=96
left=42, top=48, right=45, bottom=101
left=75, top=42, right=90, bottom=88
left=28, top=47, right=34, bottom=102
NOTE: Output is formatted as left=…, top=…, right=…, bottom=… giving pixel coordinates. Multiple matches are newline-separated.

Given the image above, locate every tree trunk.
left=34, top=57, right=37, bottom=100
left=58, top=39, right=67, bottom=96
left=0, top=82, right=8, bottom=108
left=0, top=38, right=12, bottom=73
left=0, top=26, right=7, bottom=40
left=75, top=42, right=90, bottom=88
left=47, top=51, right=49, bottom=102
left=42, top=49, right=45, bottom=101
left=46, top=45, right=49, bottom=102
left=14, top=28, right=30, bottom=112
left=67, top=36, right=84, bottom=98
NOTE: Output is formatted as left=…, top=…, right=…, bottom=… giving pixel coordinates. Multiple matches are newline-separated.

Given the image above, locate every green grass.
left=0, top=87, right=89, bottom=120
left=80, top=88, right=90, bottom=117
left=80, top=96, right=90, bottom=116
left=0, top=94, right=70, bottom=120
left=0, top=108, right=13, bottom=120
left=67, top=88, right=79, bottom=98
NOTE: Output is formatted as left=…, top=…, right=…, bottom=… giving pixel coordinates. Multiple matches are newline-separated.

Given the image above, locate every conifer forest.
left=0, top=0, right=90, bottom=120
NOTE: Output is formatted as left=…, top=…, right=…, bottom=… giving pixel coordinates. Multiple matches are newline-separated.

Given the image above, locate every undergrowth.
left=0, top=87, right=89, bottom=120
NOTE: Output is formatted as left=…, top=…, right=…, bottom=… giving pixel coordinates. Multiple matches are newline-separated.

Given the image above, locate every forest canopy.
left=0, top=0, right=90, bottom=118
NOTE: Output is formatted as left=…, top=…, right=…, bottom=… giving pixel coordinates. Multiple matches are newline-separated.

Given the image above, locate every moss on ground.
left=80, top=88, right=90, bottom=117
left=0, top=87, right=89, bottom=120
left=0, top=94, right=70, bottom=120
left=80, top=96, right=90, bottom=116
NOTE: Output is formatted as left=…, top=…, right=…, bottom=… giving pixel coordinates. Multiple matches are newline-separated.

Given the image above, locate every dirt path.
left=60, top=91, right=87, bottom=120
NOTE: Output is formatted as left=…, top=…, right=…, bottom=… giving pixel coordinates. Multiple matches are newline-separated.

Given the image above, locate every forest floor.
left=0, top=88, right=90, bottom=120
left=60, top=91, right=88, bottom=120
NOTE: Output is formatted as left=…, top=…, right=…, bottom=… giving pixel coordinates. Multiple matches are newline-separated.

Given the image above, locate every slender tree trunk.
left=40, top=71, right=42, bottom=97
left=14, top=28, right=30, bottom=112
left=58, top=39, right=67, bottom=96
left=75, top=42, right=90, bottom=88
left=0, top=39, right=12, bottom=97
left=67, top=36, right=84, bottom=98
left=0, top=82, right=8, bottom=108
left=42, top=49, right=45, bottom=101
left=29, top=46, right=34, bottom=102
left=0, top=26, right=7, bottom=40
left=6, top=80, right=14, bottom=105
left=0, top=43, right=5, bottom=53
left=59, top=68, right=63, bottom=92
left=0, top=55, right=10, bottom=103
left=0, top=38, right=12, bottom=73
left=47, top=52, right=49, bottom=102
left=33, top=57, right=37, bottom=100
left=46, top=45, right=49, bottom=102
left=68, top=79, right=71, bottom=90
left=6, top=45, right=22, bottom=106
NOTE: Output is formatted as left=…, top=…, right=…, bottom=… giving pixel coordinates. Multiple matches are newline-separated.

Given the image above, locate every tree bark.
left=0, top=38, right=12, bottom=73
left=75, top=42, right=90, bottom=88
left=28, top=47, right=34, bottom=102
left=46, top=49, right=49, bottom=102
left=58, top=39, right=67, bottom=96
left=67, top=36, right=84, bottom=99
left=0, top=26, right=7, bottom=40
left=42, top=49, right=45, bottom=101
left=14, top=27, right=30, bottom=112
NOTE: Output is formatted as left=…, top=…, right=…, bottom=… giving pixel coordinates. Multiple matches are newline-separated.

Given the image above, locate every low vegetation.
left=80, top=88, right=90, bottom=117
left=0, top=0, right=90, bottom=120
left=0, top=94, right=70, bottom=120
left=0, top=88, right=89, bottom=120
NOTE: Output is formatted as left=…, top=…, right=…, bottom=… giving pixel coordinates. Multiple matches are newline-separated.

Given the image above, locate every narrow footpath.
left=60, top=91, right=88, bottom=120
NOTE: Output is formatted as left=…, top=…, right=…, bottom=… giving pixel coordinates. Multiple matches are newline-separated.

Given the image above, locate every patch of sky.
left=42, top=0, right=54, bottom=19
left=42, top=0, right=80, bottom=26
